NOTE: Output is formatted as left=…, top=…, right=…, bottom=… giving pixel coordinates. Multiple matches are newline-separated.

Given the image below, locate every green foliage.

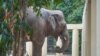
left=56, top=0, right=85, bottom=24
left=0, top=0, right=13, bottom=55
left=22, top=20, right=33, bottom=36
left=28, top=0, right=63, bottom=9
left=0, top=21, right=13, bottom=56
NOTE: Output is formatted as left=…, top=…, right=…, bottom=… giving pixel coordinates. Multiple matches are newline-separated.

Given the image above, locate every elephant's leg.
left=33, top=38, right=44, bottom=56
left=33, top=43, right=42, bottom=56
left=32, top=41, right=43, bottom=56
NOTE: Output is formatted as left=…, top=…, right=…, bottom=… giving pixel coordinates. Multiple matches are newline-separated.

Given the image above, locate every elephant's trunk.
left=56, top=27, right=69, bottom=53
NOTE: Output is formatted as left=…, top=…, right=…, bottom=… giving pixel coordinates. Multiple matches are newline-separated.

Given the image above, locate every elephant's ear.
left=48, top=15, right=56, bottom=30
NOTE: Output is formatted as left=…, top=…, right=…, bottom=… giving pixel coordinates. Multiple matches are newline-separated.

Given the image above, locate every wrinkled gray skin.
left=25, top=8, right=69, bottom=56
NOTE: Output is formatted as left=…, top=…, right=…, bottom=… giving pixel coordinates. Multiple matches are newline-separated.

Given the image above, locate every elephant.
left=25, top=8, right=69, bottom=56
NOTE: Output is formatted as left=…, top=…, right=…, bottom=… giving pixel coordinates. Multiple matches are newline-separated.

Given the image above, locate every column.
left=91, top=0, right=96, bottom=56
left=72, top=29, right=79, bottom=56
left=42, top=38, right=47, bottom=56
left=82, top=0, right=91, bottom=56
left=26, top=41, right=32, bottom=56
left=96, top=0, right=100, bottom=56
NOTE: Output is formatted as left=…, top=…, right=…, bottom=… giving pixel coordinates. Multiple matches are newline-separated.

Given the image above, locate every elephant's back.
left=25, top=8, right=46, bottom=33
left=40, top=8, right=64, bottom=18
left=25, top=8, right=38, bottom=27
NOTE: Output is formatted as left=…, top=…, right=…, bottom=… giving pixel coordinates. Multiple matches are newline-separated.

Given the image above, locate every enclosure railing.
left=26, top=24, right=83, bottom=56
left=67, top=24, right=82, bottom=56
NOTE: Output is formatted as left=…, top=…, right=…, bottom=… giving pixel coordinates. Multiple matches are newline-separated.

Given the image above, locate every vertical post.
left=26, top=42, right=32, bottom=56
left=91, top=0, right=96, bottom=56
left=81, top=0, right=87, bottom=56
left=42, top=38, right=47, bottom=56
left=82, top=0, right=91, bottom=56
left=96, top=0, right=100, bottom=56
left=56, top=37, right=63, bottom=56
left=18, top=0, right=27, bottom=56
left=72, top=29, right=79, bottom=56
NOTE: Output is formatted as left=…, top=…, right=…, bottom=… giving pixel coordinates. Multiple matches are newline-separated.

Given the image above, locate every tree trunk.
left=17, top=0, right=27, bottom=56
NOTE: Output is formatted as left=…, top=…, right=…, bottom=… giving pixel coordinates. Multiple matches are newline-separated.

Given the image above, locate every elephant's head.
left=41, top=8, right=69, bottom=53
left=49, top=13, right=69, bottom=53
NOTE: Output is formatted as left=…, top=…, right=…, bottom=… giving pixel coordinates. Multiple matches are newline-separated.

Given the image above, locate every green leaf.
left=54, top=0, right=63, bottom=4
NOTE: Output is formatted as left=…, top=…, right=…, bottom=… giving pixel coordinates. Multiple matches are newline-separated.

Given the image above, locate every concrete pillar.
left=82, top=0, right=91, bottom=56
left=56, top=37, right=63, bottom=56
left=42, top=38, right=47, bottom=56
left=91, top=0, right=96, bottom=56
left=72, top=29, right=79, bottom=56
left=96, top=0, right=100, bottom=56
left=26, top=42, right=32, bottom=56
